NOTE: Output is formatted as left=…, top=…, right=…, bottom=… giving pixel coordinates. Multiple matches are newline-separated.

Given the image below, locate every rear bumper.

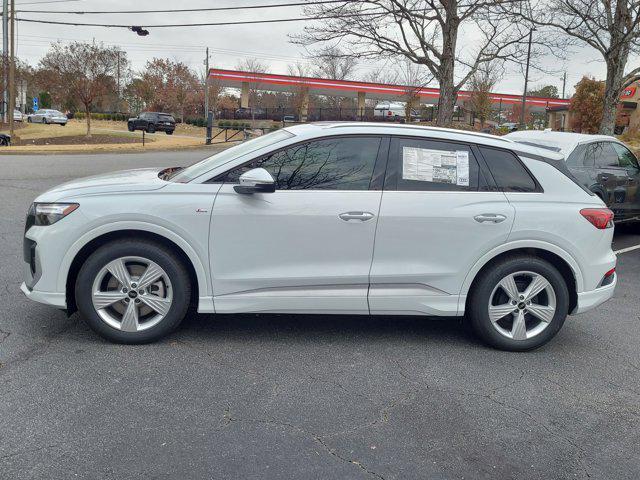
left=573, top=273, right=616, bottom=314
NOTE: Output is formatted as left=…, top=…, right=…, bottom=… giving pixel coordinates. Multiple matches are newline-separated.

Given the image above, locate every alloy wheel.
left=91, top=256, right=173, bottom=332
left=488, top=271, right=556, bottom=341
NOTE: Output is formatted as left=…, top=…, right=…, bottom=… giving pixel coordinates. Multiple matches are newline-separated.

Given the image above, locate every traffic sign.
left=33, top=97, right=39, bottom=112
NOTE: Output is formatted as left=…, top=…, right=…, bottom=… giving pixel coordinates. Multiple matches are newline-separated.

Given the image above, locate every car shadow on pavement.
left=176, top=312, right=481, bottom=348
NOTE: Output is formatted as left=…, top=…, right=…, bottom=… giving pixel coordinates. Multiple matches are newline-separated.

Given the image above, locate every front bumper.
left=573, top=273, right=617, bottom=314
left=20, top=282, right=66, bottom=309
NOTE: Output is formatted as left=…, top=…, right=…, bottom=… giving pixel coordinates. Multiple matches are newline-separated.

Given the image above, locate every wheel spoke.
left=107, top=258, right=131, bottom=288
left=120, top=301, right=139, bottom=332
left=139, top=294, right=171, bottom=317
left=137, top=262, right=164, bottom=290
left=511, top=310, right=527, bottom=340
left=93, top=291, right=127, bottom=309
left=527, top=303, right=555, bottom=323
left=489, top=303, right=515, bottom=323
left=499, top=274, right=520, bottom=302
left=524, top=274, right=550, bottom=302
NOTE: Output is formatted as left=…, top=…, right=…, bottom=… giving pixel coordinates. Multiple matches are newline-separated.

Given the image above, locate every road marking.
left=615, top=244, right=640, bottom=255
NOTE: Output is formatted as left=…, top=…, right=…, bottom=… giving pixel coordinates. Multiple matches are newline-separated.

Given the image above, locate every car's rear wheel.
left=467, top=256, right=569, bottom=351
left=147, top=124, right=155, bottom=133
left=166, top=130, right=174, bottom=135
left=75, top=240, right=191, bottom=344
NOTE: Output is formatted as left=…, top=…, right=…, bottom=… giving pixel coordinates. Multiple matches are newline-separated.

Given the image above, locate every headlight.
left=33, top=203, right=79, bottom=226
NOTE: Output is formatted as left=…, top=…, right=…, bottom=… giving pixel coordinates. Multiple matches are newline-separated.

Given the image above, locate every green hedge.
left=74, top=112, right=129, bottom=121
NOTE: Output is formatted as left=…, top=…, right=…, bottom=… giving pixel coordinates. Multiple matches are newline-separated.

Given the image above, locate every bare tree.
left=468, top=62, right=501, bottom=127
left=39, top=42, right=121, bottom=137
left=236, top=58, right=268, bottom=124
left=294, top=0, right=532, bottom=127
left=518, top=0, right=640, bottom=134
left=311, top=46, right=358, bottom=109
left=288, top=62, right=313, bottom=121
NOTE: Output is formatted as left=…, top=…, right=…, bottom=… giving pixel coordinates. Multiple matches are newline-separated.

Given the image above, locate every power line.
left=12, top=11, right=381, bottom=28
left=15, top=0, right=348, bottom=14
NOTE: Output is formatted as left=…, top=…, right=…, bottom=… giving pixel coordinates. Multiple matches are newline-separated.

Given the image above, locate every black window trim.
left=476, top=144, right=544, bottom=193
left=207, top=133, right=391, bottom=191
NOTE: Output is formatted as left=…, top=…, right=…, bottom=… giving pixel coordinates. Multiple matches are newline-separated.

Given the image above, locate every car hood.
left=35, top=168, right=168, bottom=202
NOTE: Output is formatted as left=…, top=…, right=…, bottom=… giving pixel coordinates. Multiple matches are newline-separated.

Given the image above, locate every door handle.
left=339, top=211, right=375, bottom=222
left=474, top=214, right=507, bottom=224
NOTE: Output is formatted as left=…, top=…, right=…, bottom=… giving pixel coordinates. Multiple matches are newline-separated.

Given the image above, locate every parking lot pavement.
left=1, top=151, right=639, bottom=479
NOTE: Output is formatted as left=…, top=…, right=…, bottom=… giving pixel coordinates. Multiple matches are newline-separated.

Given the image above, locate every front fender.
left=57, top=220, right=212, bottom=307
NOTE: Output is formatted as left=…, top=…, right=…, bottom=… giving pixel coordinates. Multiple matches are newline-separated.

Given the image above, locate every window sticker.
left=402, top=147, right=469, bottom=185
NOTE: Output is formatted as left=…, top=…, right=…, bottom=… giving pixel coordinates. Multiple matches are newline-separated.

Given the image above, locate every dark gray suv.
left=128, top=112, right=176, bottom=135
left=506, top=131, right=640, bottom=223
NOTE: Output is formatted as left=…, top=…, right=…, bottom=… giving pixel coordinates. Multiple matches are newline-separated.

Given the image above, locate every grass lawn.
left=0, top=119, right=229, bottom=154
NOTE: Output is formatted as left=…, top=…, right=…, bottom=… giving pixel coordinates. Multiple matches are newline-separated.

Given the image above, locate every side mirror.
left=234, top=167, right=276, bottom=194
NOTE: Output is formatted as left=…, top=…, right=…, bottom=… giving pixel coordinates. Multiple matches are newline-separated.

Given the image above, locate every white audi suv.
left=21, top=123, right=617, bottom=350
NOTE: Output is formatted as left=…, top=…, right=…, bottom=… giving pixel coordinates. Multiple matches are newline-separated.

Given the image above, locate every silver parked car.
left=27, top=109, right=68, bottom=126
left=13, top=109, right=23, bottom=122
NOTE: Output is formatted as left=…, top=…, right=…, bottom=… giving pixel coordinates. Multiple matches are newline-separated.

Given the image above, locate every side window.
left=567, top=144, right=594, bottom=167
left=390, top=138, right=483, bottom=192
left=222, top=136, right=382, bottom=190
left=582, top=144, right=596, bottom=167
left=594, top=142, right=619, bottom=167
left=480, top=146, right=538, bottom=192
left=612, top=142, right=640, bottom=170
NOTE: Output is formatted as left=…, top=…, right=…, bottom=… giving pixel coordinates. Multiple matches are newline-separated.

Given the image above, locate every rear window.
left=480, top=146, right=538, bottom=192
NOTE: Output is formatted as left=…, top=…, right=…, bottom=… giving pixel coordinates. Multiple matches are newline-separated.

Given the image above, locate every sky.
left=4, top=0, right=623, bottom=98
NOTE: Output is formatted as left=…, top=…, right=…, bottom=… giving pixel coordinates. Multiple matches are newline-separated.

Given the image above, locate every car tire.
left=60, top=123, right=66, bottom=127
left=75, top=239, right=191, bottom=344
left=128, top=123, right=135, bottom=132
left=27, top=117, right=32, bottom=123
left=166, top=130, right=174, bottom=135
left=147, top=125, right=155, bottom=133
left=466, top=255, right=569, bottom=351
left=44, top=118, right=49, bottom=125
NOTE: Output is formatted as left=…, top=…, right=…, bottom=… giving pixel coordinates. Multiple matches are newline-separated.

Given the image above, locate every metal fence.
left=215, top=107, right=464, bottom=123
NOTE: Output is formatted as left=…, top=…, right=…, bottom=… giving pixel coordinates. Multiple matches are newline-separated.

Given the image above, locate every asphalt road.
left=1, top=150, right=639, bottom=480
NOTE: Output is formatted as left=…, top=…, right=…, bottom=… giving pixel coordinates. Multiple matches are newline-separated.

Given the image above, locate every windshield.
left=168, top=129, right=295, bottom=183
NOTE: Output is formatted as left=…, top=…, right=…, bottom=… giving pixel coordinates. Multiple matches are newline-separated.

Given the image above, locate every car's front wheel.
left=127, top=123, right=135, bottom=132
left=466, top=255, right=569, bottom=351
left=75, top=240, right=191, bottom=344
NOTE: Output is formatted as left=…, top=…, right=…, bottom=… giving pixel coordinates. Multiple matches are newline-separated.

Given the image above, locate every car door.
left=612, top=141, right=640, bottom=219
left=368, top=137, right=514, bottom=316
left=209, top=135, right=389, bottom=314
left=138, top=113, right=149, bottom=130
left=594, top=141, right=631, bottom=219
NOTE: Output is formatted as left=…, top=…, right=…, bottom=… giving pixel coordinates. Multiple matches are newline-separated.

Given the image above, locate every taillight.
left=387, top=111, right=392, bottom=116
left=580, top=208, right=614, bottom=229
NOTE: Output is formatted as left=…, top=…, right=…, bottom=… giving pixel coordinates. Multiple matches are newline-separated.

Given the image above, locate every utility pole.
left=2, top=0, right=8, bottom=123
left=561, top=71, right=567, bottom=99
left=519, top=27, right=534, bottom=130
left=8, top=0, right=15, bottom=137
left=116, top=51, right=120, bottom=113
left=204, top=47, right=209, bottom=121
left=204, top=47, right=212, bottom=145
